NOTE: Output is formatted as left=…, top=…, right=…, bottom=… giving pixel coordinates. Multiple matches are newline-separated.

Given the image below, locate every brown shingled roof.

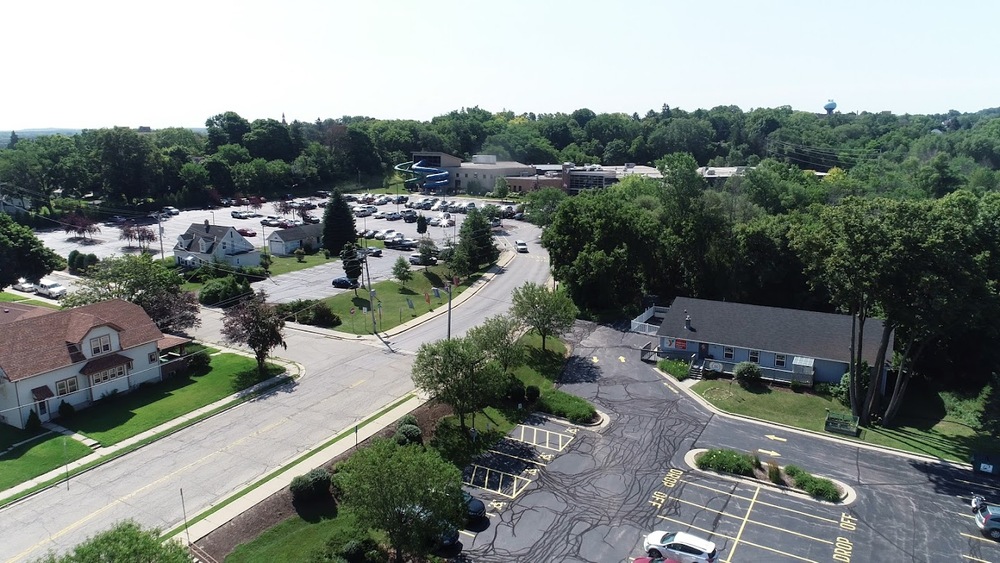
left=0, top=299, right=164, bottom=382
left=0, top=302, right=56, bottom=325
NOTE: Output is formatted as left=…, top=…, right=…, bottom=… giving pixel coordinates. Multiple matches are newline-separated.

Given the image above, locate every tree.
left=33, top=520, right=189, bottom=563
left=334, top=439, right=465, bottom=563
left=221, top=289, right=287, bottom=378
left=411, top=337, right=505, bottom=430
left=392, top=256, right=413, bottom=286
left=416, top=214, right=428, bottom=235
left=494, top=177, right=510, bottom=199
left=340, top=242, right=363, bottom=294
left=523, top=187, right=567, bottom=227
left=323, top=190, right=357, bottom=253
left=467, top=314, right=525, bottom=375
left=0, top=214, right=65, bottom=289
left=510, top=282, right=579, bottom=351
left=455, top=208, right=498, bottom=269
left=62, top=254, right=200, bottom=332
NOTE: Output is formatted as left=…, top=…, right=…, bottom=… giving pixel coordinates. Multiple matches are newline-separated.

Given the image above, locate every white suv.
left=36, top=279, right=68, bottom=299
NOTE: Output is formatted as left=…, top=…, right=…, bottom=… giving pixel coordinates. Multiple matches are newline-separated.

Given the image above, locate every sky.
left=4, top=0, right=999, bottom=130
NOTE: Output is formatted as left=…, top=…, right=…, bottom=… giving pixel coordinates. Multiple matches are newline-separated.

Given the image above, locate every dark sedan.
left=331, top=277, right=360, bottom=289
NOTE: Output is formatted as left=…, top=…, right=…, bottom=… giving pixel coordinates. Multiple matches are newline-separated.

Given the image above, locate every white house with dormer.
left=174, top=221, right=260, bottom=268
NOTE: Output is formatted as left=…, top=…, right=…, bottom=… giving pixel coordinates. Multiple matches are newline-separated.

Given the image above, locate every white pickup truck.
left=36, top=279, right=68, bottom=299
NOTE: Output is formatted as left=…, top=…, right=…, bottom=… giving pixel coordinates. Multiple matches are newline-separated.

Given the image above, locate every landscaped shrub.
left=339, top=538, right=380, bottom=563
left=67, top=250, right=80, bottom=271
left=781, top=465, right=841, bottom=501
left=397, top=414, right=418, bottom=428
left=695, top=449, right=756, bottom=476
left=525, top=385, right=540, bottom=402
left=537, top=390, right=597, bottom=424
left=198, top=275, right=251, bottom=306
left=658, top=359, right=690, bottom=381
left=734, top=361, right=763, bottom=388
left=186, top=351, right=211, bottom=373
left=290, top=468, right=332, bottom=502
left=309, top=303, right=342, bottom=328
left=394, top=423, right=423, bottom=445
left=506, top=378, right=526, bottom=402
left=703, top=369, right=720, bottom=380
left=767, top=461, right=782, bottom=484
left=58, top=400, right=76, bottom=419
left=85, top=253, right=99, bottom=270
left=25, top=409, right=41, bottom=431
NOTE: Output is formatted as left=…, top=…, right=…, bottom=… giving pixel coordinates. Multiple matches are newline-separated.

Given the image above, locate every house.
left=654, top=297, right=891, bottom=385
left=266, top=223, right=323, bottom=256
left=174, top=221, right=260, bottom=268
left=0, top=300, right=191, bottom=429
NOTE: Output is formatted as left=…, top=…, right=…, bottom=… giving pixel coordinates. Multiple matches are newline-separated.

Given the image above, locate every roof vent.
left=204, top=219, right=211, bottom=232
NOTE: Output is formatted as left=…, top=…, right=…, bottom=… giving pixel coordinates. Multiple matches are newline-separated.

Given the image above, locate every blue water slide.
left=394, top=160, right=449, bottom=192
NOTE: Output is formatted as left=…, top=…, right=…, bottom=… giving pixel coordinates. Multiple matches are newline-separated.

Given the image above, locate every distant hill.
left=0, top=127, right=207, bottom=141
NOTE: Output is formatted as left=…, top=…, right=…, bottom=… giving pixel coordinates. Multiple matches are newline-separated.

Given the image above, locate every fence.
left=630, top=306, right=669, bottom=334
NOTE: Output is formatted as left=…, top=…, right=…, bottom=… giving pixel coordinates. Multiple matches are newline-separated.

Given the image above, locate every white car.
left=515, top=240, right=528, bottom=253
left=12, top=278, right=37, bottom=293
left=375, top=229, right=397, bottom=241
left=373, top=210, right=388, bottom=219
left=161, top=206, right=180, bottom=215
left=643, top=531, right=717, bottom=562
left=36, top=279, right=68, bottom=299
left=429, top=217, right=442, bottom=227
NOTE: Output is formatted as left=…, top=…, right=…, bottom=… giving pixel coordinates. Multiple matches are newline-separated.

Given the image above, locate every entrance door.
left=698, top=343, right=709, bottom=359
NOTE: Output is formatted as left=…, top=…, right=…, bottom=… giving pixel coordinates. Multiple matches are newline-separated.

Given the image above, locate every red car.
left=237, top=228, right=257, bottom=237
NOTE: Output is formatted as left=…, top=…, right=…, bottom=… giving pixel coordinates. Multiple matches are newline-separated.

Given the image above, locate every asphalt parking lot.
left=456, top=322, right=1000, bottom=563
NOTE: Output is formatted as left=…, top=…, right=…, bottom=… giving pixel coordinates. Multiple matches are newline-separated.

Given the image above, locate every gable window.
left=749, top=350, right=760, bottom=364
left=90, top=335, right=111, bottom=356
left=723, top=347, right=734, bottom=360
left=56, top=377, right=78, bottom=396
left=775, top=354, right=786, bottom=368
left=149, top=352, right=159, bottom=364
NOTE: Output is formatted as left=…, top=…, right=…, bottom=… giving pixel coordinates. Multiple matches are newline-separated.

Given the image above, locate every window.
left=723, top=347, right=734, bottom=360
left=91, top=364, right=127, bottom=386
left=749, top=350, right=760, bottom=363
left=149, top=352, right=159, bottom=364
left=90, top=335, right=111, bottom=355
left=775, top=354, right=786, bottom=368
left=56, top=377, right=78, bottom=396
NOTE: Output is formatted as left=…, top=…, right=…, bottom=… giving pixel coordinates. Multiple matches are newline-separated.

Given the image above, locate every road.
left=0, top=223, right=547, bottom=562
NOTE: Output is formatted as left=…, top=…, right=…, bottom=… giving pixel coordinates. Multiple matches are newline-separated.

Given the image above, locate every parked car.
left=315, top=190, right=331, bottom=198
left=12, top=278, right=37, bottom=293
left=109, top=215, right=128, bottom=224
left=331, top=276, right=360, bottom=289
left=36, top=279, right=68, bottom=299
left=375, top=229, right=398, bottom=240
left=409, top=253, right=437, bottom=266
left=354, top=207, right=373, bottom=217
left=464, top=492, right=486, bottom=521
left=303, top=215, right=321, bottom=224
left=632, top=557, right=682, bottom=563
left=429, top=217, right=441, bottom=227
left=373, top=210, right=389, bottom=219
left=261, top=216, right=282, bottom=226
left=360, top=247, right=383, bottom=257
left=236, top=228, right=257, bottom=237
left=361, top=229, right=377, bottom=239
left=977, top=503, right=1000, bottom=539
left=642, top=531, right=717, bottom=562
left=231, top=210, right=249, bottom=219
left=515, top=240, right=528, bottom=253
left=161, top=206, right=180, bottom=215
left=386, top=212, right=402, bottom=221
left=393, top=195, right=409, bottom=204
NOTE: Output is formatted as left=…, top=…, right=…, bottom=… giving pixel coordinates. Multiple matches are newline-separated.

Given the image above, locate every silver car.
left=977, top=504, right=1000, bottom=539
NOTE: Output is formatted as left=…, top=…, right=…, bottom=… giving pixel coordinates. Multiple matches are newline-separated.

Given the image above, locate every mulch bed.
left=193, top=401, right=454, bottom=561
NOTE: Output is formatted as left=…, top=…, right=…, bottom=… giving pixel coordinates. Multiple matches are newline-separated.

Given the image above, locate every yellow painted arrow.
left=757, top=449, right=781, bottom=457
left=765, top=434, right=787, bottom=442
left=591, top=356, right=599, bottom=363
left=619, top=356, right=626, bottom=363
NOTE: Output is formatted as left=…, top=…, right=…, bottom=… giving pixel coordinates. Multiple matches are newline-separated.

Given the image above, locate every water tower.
left=823, top=99, right=837, bottom=115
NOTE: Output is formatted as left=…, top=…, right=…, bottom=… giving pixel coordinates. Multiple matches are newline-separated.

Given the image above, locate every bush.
left=783, top=464, right=841, bottom=501
left=734, top=362, right=763, bottom=388
left=767, top=461, right=782, bottom=484
left=85, top=253, right=99, bottom=270
left=695, top=449, right=756, bottom=476
left=294, top=248, right=306, bottom=262
left=198, top=275, right=251, bottom=306
left=525, top=385, right=540, bottom=402
left=506, top=378, right=525, bottom=402
left=25, top=409, right=41, bottom=431
left=339, top=538, right=380, bottom=563
left=67, top=250, right=80, bottom=271
left=310, top=303, right=342, bottom=328
left=814, top=382, right=832, bottom=396
left=58, top=400, right=76, bottom=419
left=830, top=374, right=850, bottom=406
left=394, top=423, right=423, bottom=445
left=290, top=468, right=332, bottom=502
left=789, top=379, right=802, bottom=392
left=397, top=414, right=418, bottom=428
left=703, top=369, right=720, bottom=380
left=186, top=351, right=211, bottom=373
left=537, top=390, right=597, bottom=424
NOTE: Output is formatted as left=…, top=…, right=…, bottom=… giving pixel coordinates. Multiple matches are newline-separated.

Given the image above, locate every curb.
left=682, top=448, right=858, bottom=506
left=655, top=367, right=975, bottom=471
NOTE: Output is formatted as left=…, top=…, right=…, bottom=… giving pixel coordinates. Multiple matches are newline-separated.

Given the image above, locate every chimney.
left=204, top=219, right=211, bottom=232
left=685, top=314, right=692, bottom=331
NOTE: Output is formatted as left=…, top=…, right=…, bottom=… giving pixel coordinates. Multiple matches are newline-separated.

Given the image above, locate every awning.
left=31, top=385, right=55, bottom=401
left=79, top=353, right=132, bottom=376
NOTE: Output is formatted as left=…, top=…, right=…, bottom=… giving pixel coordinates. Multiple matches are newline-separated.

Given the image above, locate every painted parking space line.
left=961, top=532, right=1000, bottom=545
left=465, top=464, right=532, bottom=499
left=488, top=448, right=547, bottom=467
left=678, top=478, right=840, bottom=523
left=727, top=486, right=760, bottom=562
left=668, top=496, right=834, bottom=545
left=510, top=424, right=574, bottom=452
left=957, top=478, right=1000, bottom=494
left=961, top=555, right=993, bottom=563
left=655, top=514, right=821, bottom=563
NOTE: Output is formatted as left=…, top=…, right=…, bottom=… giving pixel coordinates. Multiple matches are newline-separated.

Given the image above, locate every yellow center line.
left=669, top=497, right=833, bottom=545
left=349, top=379, right=365, bottom=388
left=727, top=486, right=760, bottom=562
left=678, top=479, right=839, bottom=523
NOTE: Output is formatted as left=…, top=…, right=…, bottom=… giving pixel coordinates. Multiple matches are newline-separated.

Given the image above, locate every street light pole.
left=446, top=283, right=453, bottom=340
left=157, top=213, right=164, bottom=260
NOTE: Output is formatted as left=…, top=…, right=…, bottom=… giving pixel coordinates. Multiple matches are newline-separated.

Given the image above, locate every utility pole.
left=446, top=283, right=453, bottom=340
left=157, top=212, right=164, bottom=260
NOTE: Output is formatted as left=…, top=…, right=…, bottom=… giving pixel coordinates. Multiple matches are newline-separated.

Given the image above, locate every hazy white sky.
left=5, top=0, right=998, bottom=130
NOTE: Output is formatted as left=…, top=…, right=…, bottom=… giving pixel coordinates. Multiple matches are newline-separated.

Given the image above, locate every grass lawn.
left=263, top=251, right=338, bottom=277
left=60, top=351, right=272, bottom=446
left=0, top=434, right=93, bottom=491
left=0, top=425, right=48, bottom=451
left=692, top=378, right=998, bottom=462
left=0, top=292, right=60, bottom=308
left=325, top=265, right=481, bottom=335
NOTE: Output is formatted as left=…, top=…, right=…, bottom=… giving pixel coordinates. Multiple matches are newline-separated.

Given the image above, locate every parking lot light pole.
left=446, top=283, right=453, bottom=340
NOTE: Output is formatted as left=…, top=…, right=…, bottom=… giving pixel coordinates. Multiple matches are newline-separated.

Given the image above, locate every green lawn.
left=59, top=351, right=266, bottom=446
left=325, top=265, right=481, bottom=335
left=0, top=292, right=60, bottom=308
left=0, top=434, right=93, bottom=491
left=692, top=378, right=998, bottom=462
left=0, top=425, right=48, bottom=451
left=263, top=251, right=338, bottom=277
